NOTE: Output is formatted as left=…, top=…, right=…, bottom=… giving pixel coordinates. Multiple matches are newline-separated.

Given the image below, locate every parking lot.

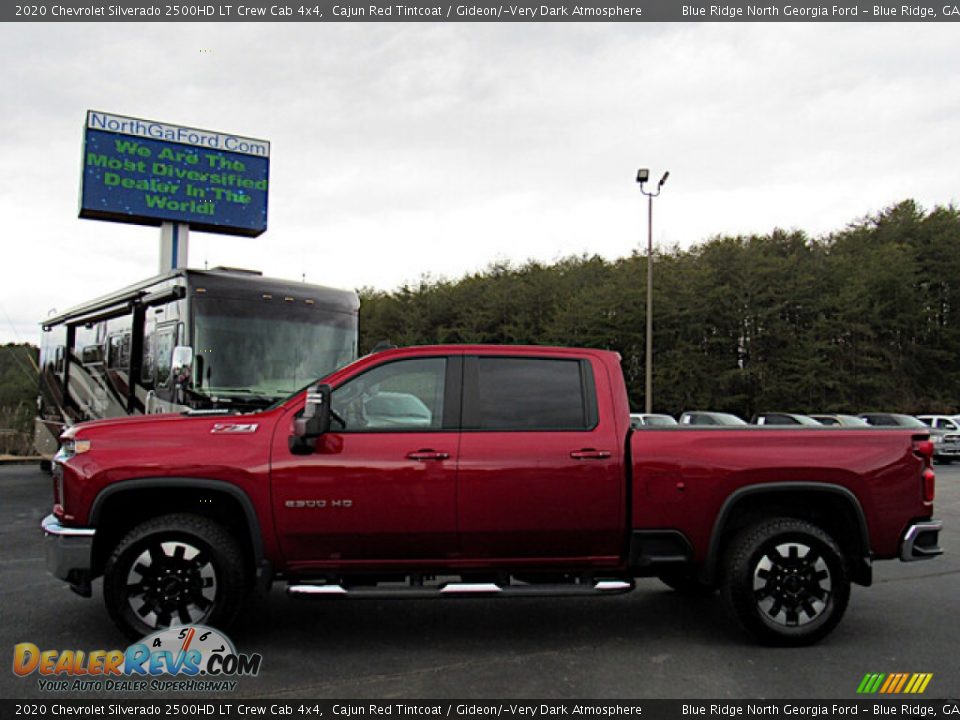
left=1, top=462, right=957, bottom=700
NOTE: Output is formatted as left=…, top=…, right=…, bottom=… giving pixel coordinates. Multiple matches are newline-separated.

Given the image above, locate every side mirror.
left=81, top=345, right=103, bottom=365
left=171, top=346, right=194, bottom=388
left=290, top=383, right=332, bottom=454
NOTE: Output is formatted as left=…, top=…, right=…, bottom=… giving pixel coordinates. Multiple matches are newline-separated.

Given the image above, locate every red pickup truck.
left=43, top=345, right=942, bottom=645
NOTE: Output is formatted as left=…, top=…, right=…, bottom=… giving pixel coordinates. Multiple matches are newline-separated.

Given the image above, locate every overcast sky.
left=1, top=22, right=957, bottom=345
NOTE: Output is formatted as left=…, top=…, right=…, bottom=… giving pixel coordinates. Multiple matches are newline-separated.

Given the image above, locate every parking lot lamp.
left=636, top=169, right=669, bottom=414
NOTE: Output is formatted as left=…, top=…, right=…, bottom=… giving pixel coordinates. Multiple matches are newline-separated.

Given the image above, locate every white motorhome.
left=36, top=267, right=359, bottom=462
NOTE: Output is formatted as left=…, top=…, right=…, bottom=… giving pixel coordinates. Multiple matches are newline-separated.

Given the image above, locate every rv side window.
left=155, top=327, right=176, bottom=387
left=141, top=334, right=155, bottom=386
left=108, top=334, right=131, bottom=370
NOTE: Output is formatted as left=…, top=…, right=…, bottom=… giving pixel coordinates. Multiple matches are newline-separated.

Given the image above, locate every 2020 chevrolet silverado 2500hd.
left=43, top=345, right=943, bottom=645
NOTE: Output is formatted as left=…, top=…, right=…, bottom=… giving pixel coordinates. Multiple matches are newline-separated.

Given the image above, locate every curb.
left=0, top=456, right=43, bottom=466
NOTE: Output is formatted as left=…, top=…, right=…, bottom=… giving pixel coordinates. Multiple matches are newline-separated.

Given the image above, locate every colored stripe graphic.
left=857, top=674, right=884, bottom=694
left=857, top=672, right=932, bottom=694
left=893, top=674, right=909, bottom=693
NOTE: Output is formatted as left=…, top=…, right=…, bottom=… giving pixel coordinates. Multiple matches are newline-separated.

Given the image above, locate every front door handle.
left=570, top=449, right=611, bottom=460
left=407, top=450, right=450, bottom=461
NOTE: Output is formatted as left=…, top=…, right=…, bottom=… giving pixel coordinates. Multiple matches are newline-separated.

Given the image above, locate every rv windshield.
left=191, top=296, right=357, bottom=403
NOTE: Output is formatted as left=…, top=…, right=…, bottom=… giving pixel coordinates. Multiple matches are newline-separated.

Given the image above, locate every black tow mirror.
left=290, top=383, right=332, bottom=455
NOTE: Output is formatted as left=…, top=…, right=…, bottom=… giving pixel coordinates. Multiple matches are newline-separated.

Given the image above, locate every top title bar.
left=86, top=111, right=271, bottom=157
left=7, top=0, right=960, bottom=21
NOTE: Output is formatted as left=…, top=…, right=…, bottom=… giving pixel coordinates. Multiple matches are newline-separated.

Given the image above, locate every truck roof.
left=361, top=344, right=622, bottom=360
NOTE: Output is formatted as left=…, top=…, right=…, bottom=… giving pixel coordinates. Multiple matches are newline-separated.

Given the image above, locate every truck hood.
left=62, top=411, right=267, bottom=439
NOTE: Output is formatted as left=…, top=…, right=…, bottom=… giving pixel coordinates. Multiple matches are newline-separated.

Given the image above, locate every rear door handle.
left=570, top=449, right=611, bottom=460
left=407, top=450, right=450, bottom=461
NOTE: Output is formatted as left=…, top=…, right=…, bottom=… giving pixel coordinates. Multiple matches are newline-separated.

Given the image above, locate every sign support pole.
left=159, top=222, right=190, bottom=273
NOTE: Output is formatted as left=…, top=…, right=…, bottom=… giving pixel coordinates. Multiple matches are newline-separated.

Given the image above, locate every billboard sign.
left=79, top=110, right=270, bottom=237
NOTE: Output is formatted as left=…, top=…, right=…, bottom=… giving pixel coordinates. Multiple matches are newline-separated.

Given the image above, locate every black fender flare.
left=88, top=477, right=265, bottom=564
left=701, top=481, right=872, bottom=585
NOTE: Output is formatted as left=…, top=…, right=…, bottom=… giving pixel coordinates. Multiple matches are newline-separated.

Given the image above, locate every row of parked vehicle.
left=630, top=411, right=960, bottom=462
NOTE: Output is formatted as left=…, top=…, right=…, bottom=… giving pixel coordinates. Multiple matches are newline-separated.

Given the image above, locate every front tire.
left=103, top=514, right=248, bottom=640
left=721, top=518, right=849, bottom=646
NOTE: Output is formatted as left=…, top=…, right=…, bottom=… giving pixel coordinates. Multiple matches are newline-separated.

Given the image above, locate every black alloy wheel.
left=124, top=539, right=218, bottom=628
left=751, top=540, right=831, bottom=627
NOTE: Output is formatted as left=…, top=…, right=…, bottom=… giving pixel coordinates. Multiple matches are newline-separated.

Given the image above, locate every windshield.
left=191, top=296, right=357, bottom=404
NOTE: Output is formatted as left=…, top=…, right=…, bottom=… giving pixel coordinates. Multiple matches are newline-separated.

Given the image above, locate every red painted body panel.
left=270, top=424, right=460, bottom=564
left=61, top=410, right=285, bottom=563
left=455, top=349, right=626, bottom=560
left=630, top=427, right=930, bottom=561
left=54, top=344, right=933, bottom=578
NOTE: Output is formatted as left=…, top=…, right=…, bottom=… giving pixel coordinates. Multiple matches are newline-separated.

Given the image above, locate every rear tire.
left=721, top=518, right=849, bottom=646
left=103, top=513, right=249, bottom=640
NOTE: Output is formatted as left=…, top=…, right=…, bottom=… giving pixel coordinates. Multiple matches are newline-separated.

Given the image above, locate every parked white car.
left=809, top=414, right=870, bottom=427
left=630, top=413, right=678, bottom=429
left=678, top=411, right=748, bottom=426
left=751, top=412, right=823, bottom=426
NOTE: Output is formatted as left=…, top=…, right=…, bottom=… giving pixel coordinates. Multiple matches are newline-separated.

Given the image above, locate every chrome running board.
left=287, top=579, right=634, bottom=599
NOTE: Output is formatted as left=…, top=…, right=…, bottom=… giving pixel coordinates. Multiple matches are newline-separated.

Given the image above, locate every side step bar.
left=288, top=580, right=634, bottom=599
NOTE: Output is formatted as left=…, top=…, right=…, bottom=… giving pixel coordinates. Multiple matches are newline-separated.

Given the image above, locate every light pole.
left=636, top=168, right=669, bottom=414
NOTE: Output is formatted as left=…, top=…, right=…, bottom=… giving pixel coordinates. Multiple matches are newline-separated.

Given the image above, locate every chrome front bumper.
left=900, top=520, right=943, bottom=561
left=41, top=514, right=95, bottom=594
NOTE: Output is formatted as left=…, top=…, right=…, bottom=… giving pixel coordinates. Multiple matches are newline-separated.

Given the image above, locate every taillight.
left=923, top=468, right=936, bottom=502
left=913, top=439, right=935, bottom=461
left=913, top=437, right=936, bottom=503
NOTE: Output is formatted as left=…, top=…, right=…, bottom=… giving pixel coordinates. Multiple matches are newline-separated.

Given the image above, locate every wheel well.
left=90, top=486, right=257, bottom=578
left=706, top=489, right=871, bottom=586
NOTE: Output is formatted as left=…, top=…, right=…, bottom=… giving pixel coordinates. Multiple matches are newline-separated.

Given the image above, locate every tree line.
left=358, top=200, right=960, bottom=418
left=0, top=343, right=39, bottom=455
left=2, top=198, right=957, bottom=455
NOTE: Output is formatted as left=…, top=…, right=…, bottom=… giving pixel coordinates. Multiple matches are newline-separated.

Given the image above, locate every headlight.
left=930, top=434, right=943, bottom=445
left=58, top=438, right=92, bottom=457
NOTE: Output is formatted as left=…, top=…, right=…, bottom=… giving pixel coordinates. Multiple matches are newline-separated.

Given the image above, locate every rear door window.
left=464, top=356, right=596, bottom=431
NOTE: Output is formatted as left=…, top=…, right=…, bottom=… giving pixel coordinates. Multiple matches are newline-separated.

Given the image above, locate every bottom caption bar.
left=3, top=700, right=958, bottom=719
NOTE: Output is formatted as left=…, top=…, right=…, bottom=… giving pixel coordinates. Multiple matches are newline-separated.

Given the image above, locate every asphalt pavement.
left=1, top=462, right=957, bottom=699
